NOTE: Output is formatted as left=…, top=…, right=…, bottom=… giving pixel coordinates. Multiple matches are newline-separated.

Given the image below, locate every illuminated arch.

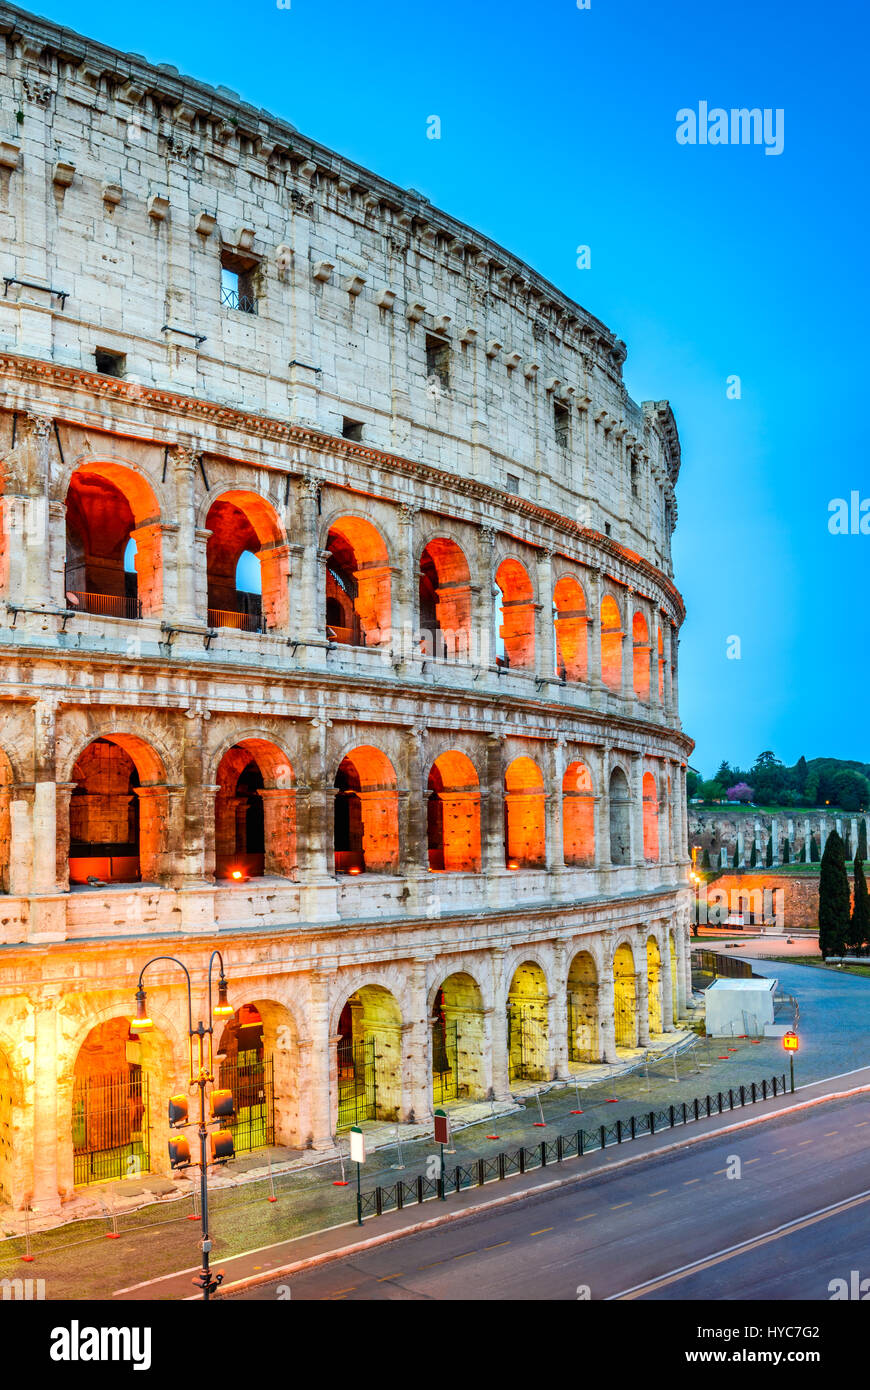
left=335, top=983, right=403, bottom=1126
left=567, top=950, right=599, bottom=1063
left=325, top=516, right=391, bottom=648
left=647, top=936, right=663, bottom=1034
left=67, top=733, right=169, bottom=885
left=71, top=1015, right=174, bottom=1186
left=600, top=593, right=623, bottom=691
left=507, top=960, right=549, bottom=1082
left=504, top=756, right=546, bottom=869
left=643, top=771, right=660, bottom=861
left=427, top=751, right=481, bottom=872
left=553, top=575, right=588, bottom=682
left=334, top=746, right=399, bottom=874
left=632, top=611, right=651, bottom=701
left=431, top=971, right=485, bottom=1104
left=562, top=760, right=595, bottom=866
left=495, top=558, right=535, bottom=670
left=65, top=461, right=163, bottom=619
left=205, top=490, right=288, bottom=632
left=613, top=942, right=638, bottom=1050
left=214, top=738, right=296, bottom=880
left=419, top=537, right=472, bottom=660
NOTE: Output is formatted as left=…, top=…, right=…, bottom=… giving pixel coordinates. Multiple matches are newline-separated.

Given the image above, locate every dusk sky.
left=34, top=0, right=868, bottom=776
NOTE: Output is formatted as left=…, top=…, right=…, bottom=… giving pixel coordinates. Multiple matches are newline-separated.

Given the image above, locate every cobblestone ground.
left=4, top=958, right=867, bottom=1300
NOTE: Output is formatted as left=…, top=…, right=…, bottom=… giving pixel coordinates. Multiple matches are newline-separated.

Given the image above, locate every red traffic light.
left=210, top=1088, right=235, bottom=1120
left=783, top=1030, right=799, bottom=1052
left=168, top=1136, right=191, bottom=1168
left=210, top=1130, right=235, bottom=1162
left=168, top=1094, right=189, bottom=1127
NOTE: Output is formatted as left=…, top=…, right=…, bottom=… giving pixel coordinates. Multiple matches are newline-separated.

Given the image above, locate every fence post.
left=557, top=1134, right=564, bottom=1162
left=540, top=1141, right=547, bottom=1167
left=417, top=1175, right=424, bottom=1203
left=477, top=1159, right=485, bottom=1186
left=694, top=1098, right=699, bottom=1122
left=375, top=1187, right=383, bottom=1217
left=616, top=1119, right=623, bottom=1144
left=706, top=1094, right=711, bottom=1117
left=578, top=1129, right=584, bottom=1156
left=772, top=1075, right=778, bottom=1097
left=669, top=1105, right=675, bottom=1128
left=454, top=1166, right=460, bottom=1194
left=682, top=1102, right=688, bottom=1124
left=498, top=1152, right=506, bottom=1181
left=600, top=1124, right=607, bottom=1150
left=751, top=1081, right=757, bottom=1103
left=519, top=1148, right=526, bottom=1175
left=630, top=1115, right=636, bottom=1140
left=762, top=1079, right=767, bottom=1100
left=740, top=1085, right=746, bottom=1106
left=649, top=1111, right=655, bottom=1134
left=728, top=1088, right=734, bottom=1109
left=397, top=1183, right=404, bottom=1211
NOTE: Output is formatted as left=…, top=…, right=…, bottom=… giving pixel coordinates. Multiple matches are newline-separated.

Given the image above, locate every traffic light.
left=168, top=1094, right=189, bottom=1127
left=168, top=1135, right=191, bottom=1168
left=210, top=1130, right=235, bottom=1163
left=210, top=1088, right=235, bottom=1119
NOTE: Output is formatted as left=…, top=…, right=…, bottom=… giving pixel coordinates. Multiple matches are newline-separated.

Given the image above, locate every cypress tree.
left=750, top=840, right=758, bottom=868
left=851, top=857, right=870, bottom=953
left=819, top=830, right=850, bottom=957
left=782, top=837, right=791, bottom=864
left=732, top=842, right=739, bottom=869
left=702, top=847, right=711, bottom=869
left=765, top=837, right=773, bottom=868
left=810, top=835, right=820, bottom=863
left=860, top=819, right=868, bottom=861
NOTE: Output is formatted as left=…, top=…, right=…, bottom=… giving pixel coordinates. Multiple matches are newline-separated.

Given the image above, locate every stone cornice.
left=0, top=352, right=686, bottom=622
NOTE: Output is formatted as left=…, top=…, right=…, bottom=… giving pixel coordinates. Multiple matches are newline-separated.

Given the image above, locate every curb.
left=215, top=1080, right=870, bottom=1298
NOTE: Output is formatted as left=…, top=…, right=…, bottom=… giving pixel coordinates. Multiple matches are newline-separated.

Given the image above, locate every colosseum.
left=0, top=3, right=693, bottom=1213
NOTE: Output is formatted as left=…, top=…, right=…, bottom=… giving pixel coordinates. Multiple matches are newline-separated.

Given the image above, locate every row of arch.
left=0, top=929, right=683, bottom=1202
left=55, top=460, right=672, bottom=694
left=19, top=732, right=672, bottom=886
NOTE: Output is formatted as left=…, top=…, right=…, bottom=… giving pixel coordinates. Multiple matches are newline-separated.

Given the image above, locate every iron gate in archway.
left=337, top=1037, right=377, bottom=1128
left=72, top=1068, right=150, bottom=1186
left=218, top=1055, right=275, bottom=1153
left=507, top=1005, right=548, bottom=1082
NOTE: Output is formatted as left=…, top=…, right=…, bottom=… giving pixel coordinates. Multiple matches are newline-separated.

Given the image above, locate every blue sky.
left=34, top=0, right=868, bottom=774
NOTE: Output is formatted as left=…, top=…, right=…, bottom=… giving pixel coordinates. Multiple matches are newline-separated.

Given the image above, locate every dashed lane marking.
left=530, top=1227, right=554, bottom=1235
left=610, top=1202, right=632, bottom=1209
left=483, top=1241, right=511, bottom=1249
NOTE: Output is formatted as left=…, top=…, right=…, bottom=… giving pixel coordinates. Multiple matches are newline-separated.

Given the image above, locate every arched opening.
left=600, top=594, right=623, bottom=692
left=65, top=462, right=162, bottom=619
left=419, top=538, right=472, bottom=660
left=563, top=760, right=595, bottom=866
left=72, top=1016, right=168, bottom=1185
left=567, top=951, right=599, bottom=1063
left=647, top=937, right=663, bottom=1035
left=205, top=490, right=288, bottom=632
left=613, top=943, right=638, bottom=1050
left=334, top=746, right=399, bottom=874
left=504, top=756, right=546, bottom=869
left=0, top=1045, right=13, bottom=1204
left=608, top=767, right=631, bottom=865
left=632, top=611, right=651, bottom=701
left=657, top=625, right=666, bottom=702
left=495, top=558, right=535, bottom=669
left=214, top=740, right=296, bottom=880
left=643, top=772, right=660, bottom=861
left=0, top=749, right=12, bottom=893
left=427, top=751, right=481, bottom=872
left=553, top=576, right=588, bottom=682
left=68, top=734, right=167, bottom=885
left=336, top=985, right=402, bottom=1127
left=507, top=961, right=549, bottom=1082
left=325, top=517, right=391, bottom=648
left=431, top=973, right=485, bottom=1104
left=215, top=1003, right=278, bottom=1153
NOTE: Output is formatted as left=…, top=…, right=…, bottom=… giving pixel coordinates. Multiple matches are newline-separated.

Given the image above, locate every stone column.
left=636, top=951, right=650, bottom=1049
left=473, top=525, right=497, bottom=669
left=535, top=548, right=556, bottom=682
left=296, top=717, right=339, bottom=922
left=593, top=744, right=611, bottom=869
left=585, top=567, right=603, bottom=705
left=549, top=944, right=568, bottom=1078
left=306, top=973, right=336, bottom=1149
left=31, top=995, right=61, bottom=1212
left=259, top=788, right=298, bottom=877
left=487, top=948, right=511, bottom=1099
left=403, top=961, right=432, bottom=1125
left=630, top=754, right=645, bottom=867
left=661, top=929, right=675, bottom=1031
left=598, top=966, right=618, bottom=1064
left=9, top=786, right=35, bottom=896
left=399, top=727, right=428, bottom=911
left=545, top=740, right=565, bottom=874
left=771, top=819, right=780, bottom=866
left=395, top=503, right=419, bottom=662
left=170, top=445, right=200, bottom=625
left=670, top=622, right=681, bottom=719
left=296, top=475, right=327, bottom=647
left=482, top=733, right=505, bottom=874
left=621, top=588, right=634, bottom=706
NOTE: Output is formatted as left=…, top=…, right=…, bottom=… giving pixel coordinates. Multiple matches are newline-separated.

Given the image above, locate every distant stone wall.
left=700, top=871, right=833, bottom=930
left=689, top=808, right=866, bottom=868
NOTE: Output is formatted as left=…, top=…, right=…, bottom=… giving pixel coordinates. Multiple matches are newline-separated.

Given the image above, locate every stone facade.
left=0, top=4, right=693, bottom=1213
left=689, top=808, right=865, bottom=868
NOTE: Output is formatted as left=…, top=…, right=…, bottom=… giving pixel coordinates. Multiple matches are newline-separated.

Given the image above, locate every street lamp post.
left=131, top=950, right=235, bottom=1301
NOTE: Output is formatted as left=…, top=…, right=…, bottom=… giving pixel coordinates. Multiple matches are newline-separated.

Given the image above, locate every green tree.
left=686, top=768, right=701, bottom=798
left=782, top=837, right=791, bottom=864
left=702, top=847, right=711, bottom=869
left=749, top=840, right=758, bottom=868
left=732, top=842, right=739, bottom=869
left=819, top=830, right=850, bottom=957
left=810, top=835, right=820, bottom=863
left=830, top=769, right=870, bottom=812
left=765, top=836, right=773, bottom=867
left=860, top=820, right=868, bottom=860
left=794, top=755, right=809, bottom=791
left=849, top=857, right=870, bottom=953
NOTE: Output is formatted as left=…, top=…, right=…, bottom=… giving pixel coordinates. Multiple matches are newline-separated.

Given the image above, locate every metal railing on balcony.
left=66, top=591, right=141, bottom=620
left=207, top=608, right=264, bottom=633
left=220, top=287, right=258, bottom=314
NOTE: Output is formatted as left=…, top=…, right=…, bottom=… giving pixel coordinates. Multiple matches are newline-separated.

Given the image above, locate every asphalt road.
left=228, top=1091, right=870, bottom=1301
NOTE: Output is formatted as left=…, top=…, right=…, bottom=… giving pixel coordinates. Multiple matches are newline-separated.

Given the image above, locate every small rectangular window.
left=94, top=349, right=125, bottom=377
left=506, top=473, right=520, bottom=494
left=631, top=459, right=639, bottom=497
left=220, top=253, right=258, bottom=314
left=342, top=418, right=363, bottom=442
left=554, top=400, right=570, bottom=448
left=604, top=521, right=612, bottom=536
left=425, top=334, right=450, bottom=389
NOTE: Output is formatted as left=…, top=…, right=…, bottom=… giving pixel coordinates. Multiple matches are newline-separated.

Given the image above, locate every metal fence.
left=217, top=1056, right=275, bottom=1154
left=72, top=1069, right=150, bottom=1186
left=356, top=1072, right=790, bottom=1220
left=67, top=591, right=142, bottom=621
left=337, top=1037, right=378, bottom=1129
left=507, top=1007, right=548, bottom=1082
left=207, top=608, right=264, bottom=633
left=432, top=1020, right=459, bottom=1106
left=692, top=949, right=765, bottom=991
